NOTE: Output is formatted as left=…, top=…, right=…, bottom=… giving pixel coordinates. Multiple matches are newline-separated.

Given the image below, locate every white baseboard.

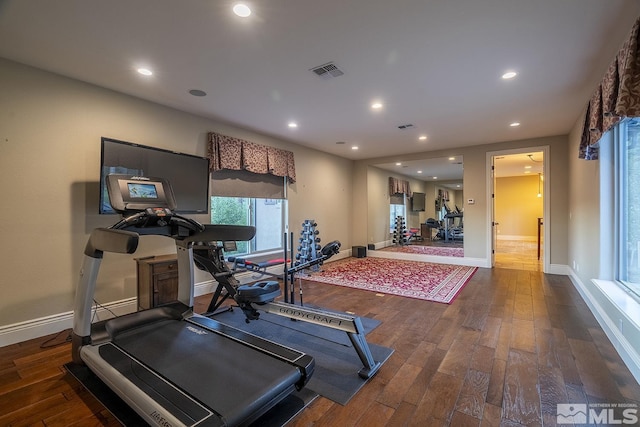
left=547, top=263, right=570, bottom=275
left=371, top=240, right=393, bottom=250
left=0, top=298, right=137, bottom=348
left=328, top=248, right=351, bottom=262
left=569, top=271, right=640, bottom=385
left=1, top=251, right=354, bottom=348
left=497, top=235, right=537, bottom=241
left=370, top=240, right=491, bottom=267
left=1, top=278, right=224, bottom=348
left=367, top=249, right=489, bottom=268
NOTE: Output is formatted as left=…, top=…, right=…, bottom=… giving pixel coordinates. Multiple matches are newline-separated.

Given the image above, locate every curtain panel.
left=208, top=132, right=296, bottom=182
left=389, top=177, right=412, bottom=197
left=580, top=16, right=640, bottom=160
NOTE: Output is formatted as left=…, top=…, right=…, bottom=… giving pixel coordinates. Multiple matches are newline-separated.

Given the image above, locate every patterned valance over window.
left=389, top=177, right=412, bottom=196
left=579, top=16, right=640, bottom=160
left=208, top=132, right=296, bottom=182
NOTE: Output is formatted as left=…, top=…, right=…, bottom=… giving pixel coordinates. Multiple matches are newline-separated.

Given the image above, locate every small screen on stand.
left=127, top=183, right=158, bottom=199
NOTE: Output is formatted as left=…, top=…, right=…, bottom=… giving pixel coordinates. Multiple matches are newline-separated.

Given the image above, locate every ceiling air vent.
left=398, top=124, right=414, bottom=129
left=310, top=62, right=344, bottom=80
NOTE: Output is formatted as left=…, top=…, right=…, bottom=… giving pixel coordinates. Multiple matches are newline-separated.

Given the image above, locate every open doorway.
left=491, top=150, right=545, bottom=271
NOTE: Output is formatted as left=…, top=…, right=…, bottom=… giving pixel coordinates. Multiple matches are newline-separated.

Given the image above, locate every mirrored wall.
left=369, top=156, right=464, bottom=259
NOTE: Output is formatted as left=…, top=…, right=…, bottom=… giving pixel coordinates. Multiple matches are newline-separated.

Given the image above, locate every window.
left=210, top=197, right=285, bottom=256
left=390, top=194, right=406, bottom=233
left=616, top=118, right=640, bottom=297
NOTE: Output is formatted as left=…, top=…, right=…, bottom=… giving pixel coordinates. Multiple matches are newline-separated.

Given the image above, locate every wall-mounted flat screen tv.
left=412, top=192, right=426, bottom=211
left=100, top=137, right=210, bottom=214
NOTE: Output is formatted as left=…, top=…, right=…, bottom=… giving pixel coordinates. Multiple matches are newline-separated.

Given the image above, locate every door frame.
left=486, top=145, right=550, bottom=272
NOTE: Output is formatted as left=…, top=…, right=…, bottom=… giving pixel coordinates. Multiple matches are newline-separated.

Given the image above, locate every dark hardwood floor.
left=1, top=266, right=639, bottom=426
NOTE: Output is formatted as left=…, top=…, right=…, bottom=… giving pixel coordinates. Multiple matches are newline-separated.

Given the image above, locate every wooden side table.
left=136, top=254, right=179, bottom=310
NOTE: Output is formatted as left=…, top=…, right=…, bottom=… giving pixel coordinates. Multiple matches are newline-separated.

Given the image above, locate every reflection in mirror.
left=371, top=156, right=464, bottom=259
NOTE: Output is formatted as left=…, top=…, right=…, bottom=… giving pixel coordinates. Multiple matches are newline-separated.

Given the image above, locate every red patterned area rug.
left=302, top=257, right=477, bottom=304
left=380, top=245, right=464, bottom=257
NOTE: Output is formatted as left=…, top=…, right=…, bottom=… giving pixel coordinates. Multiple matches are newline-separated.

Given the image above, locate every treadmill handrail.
left=84, top=228, right=139, bottom=258
left=181, top=224, right=256, bottom=243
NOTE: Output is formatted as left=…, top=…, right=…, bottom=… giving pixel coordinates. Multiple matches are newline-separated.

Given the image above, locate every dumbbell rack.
left=393, top=215, right=408, bottom=246
left=296, top=219, right=321, bottom=272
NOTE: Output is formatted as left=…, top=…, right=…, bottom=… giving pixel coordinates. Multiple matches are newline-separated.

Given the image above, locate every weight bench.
left=407, top=228, right=421, bottom=241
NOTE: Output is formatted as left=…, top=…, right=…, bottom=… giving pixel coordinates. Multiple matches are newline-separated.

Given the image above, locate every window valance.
left=208, top=132, right=296, bottom=183
left=389, top=177, right=412, bottom=196
left=579, top=16, right=640, bottom=160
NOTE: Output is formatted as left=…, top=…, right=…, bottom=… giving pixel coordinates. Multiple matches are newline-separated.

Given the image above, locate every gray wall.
left=0, top=58, right=353, bottom=326
left=568, top=112, right=601, bottom=281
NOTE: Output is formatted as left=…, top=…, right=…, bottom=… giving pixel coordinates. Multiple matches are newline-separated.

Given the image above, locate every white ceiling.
left=0, top=0, right=638, bottom=167
left=375, top=156, right=464, bottom=188
left=494, top=152, right=544, bottom=178
left=373, top=151, right=542, bottom=188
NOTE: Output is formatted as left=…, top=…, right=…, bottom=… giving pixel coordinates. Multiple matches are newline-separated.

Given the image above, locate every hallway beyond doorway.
left=494, top=238, right=543, bottom=271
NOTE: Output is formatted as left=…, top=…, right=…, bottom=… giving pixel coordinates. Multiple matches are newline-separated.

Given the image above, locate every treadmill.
left=71, top=174, right=314, bottom=427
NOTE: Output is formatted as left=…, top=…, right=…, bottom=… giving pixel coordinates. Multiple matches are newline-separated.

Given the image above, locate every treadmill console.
left=106, top=174, right=177, bottom=213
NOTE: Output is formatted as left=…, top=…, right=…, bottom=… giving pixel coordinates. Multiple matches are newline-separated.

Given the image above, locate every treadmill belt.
left=99, top=344, right=215, bottom=425
left=113, top=319, right=302, bottom=426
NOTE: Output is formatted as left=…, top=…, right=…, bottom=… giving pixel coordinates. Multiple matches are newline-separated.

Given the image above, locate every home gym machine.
left=196, top=236, right=382, bottom=380
left=71, top=175, right=315, bottom=427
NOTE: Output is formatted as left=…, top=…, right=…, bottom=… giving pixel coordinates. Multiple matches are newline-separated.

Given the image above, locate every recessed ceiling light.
left=395, top=162, right=402, bottom=166
left=189, top=89, right=207, bottom=97
left=288, top=122, right=298, bottom=128
left=524, top=165, right=532, bottom=169
left=371, top=102, right=383, bottom=110
left=335, top=141, right=345, bottom=145
left=352, top=146, right=359, bottom=150
left=137, top=68, right=153, bottom=76
left=417, top=170, right=423, bottom=174
left=418, top=135, right=427, bottom=141
left=502, top=71, right=517, bottom=79
left=233, top=3, right=251, bottom=17
left=432, top=176, right=438, bottom=180
left=449, top=157, right=455, bottom=161
left=510, top=122, right=520, bottom=127
left=524, top=170, right=531, bottom=174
